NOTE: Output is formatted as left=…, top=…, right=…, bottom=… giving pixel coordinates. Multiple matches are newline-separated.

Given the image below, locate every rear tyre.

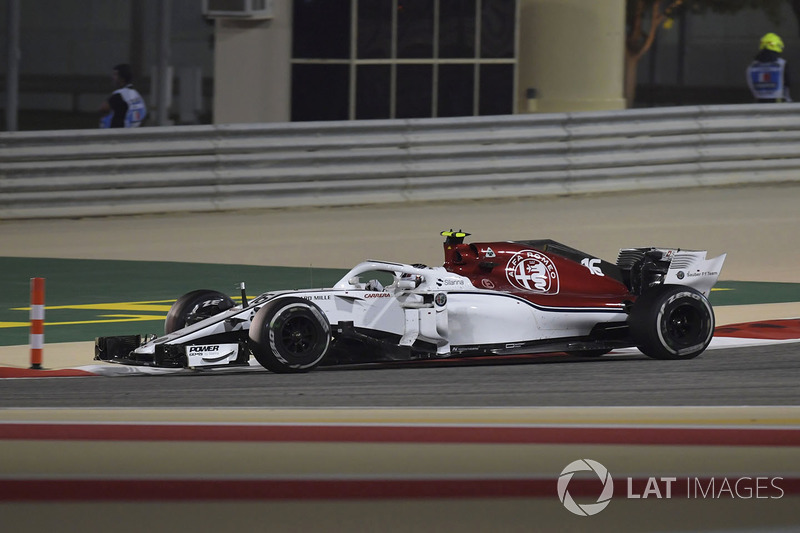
left=249, top=297, right=331, bottom=373
left=165, top=289, right=236, bottom=334
left=628, top=285, right=714, bottom=360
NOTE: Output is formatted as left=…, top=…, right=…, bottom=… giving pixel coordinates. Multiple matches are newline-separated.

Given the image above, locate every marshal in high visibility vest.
left=746, top=32, right=792, bottom=103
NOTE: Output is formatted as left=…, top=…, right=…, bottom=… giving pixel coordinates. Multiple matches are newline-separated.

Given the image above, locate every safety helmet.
left=760, top=33, right=784, bottom=53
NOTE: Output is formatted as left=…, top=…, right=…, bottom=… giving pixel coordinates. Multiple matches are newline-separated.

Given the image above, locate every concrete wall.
left=212, top=0, right=292, bottom=124
left=517, top=0, right=626, bottom=113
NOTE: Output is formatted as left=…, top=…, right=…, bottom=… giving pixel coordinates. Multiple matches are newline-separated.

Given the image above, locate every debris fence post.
left=29, top=277, right=45, bottom=370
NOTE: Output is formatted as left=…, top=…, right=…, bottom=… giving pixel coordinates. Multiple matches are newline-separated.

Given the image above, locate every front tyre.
left=249, top=297, right=331, bottom=373
left=628, top=285, right=715, bottom=360
left=165, top=289, right=236, bottom=334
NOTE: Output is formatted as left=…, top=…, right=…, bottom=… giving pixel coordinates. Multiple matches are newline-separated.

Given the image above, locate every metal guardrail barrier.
left=1, top=103, right=799, bottom=219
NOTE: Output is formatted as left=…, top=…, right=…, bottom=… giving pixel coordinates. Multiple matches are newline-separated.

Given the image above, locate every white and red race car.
left=95, top=231, right=726, bottom=372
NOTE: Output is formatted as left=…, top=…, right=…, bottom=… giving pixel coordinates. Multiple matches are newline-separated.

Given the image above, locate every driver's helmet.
left=400, top=272, right=423, bottom=287
left=365, top=279, right=384, bottom=291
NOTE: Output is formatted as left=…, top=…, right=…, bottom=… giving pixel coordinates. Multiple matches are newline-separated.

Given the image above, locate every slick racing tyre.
left=628, top=285, right=715, bottom=360
left=165, top=289, right=236, bottom=334
left=249, top=297, right=331, bottom=373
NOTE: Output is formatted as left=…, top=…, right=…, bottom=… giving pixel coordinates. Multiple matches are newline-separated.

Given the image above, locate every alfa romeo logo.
left=557, top=459, right=614, bottom=516
left=505, top=250, right=559, bottom=294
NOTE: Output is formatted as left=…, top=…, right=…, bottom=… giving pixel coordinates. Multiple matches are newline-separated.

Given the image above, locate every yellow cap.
left=760, top=32, right=784, bottom=53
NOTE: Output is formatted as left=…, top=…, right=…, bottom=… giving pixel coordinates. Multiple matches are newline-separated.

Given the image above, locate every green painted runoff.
left=1, top=257, right=798, bottom=346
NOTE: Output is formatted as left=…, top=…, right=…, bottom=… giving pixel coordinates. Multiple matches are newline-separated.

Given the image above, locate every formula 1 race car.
left=95, top=231, right=726, bottom=372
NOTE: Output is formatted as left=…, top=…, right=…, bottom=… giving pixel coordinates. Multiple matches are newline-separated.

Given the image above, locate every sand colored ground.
left=1, top=184, right=798, bottom=280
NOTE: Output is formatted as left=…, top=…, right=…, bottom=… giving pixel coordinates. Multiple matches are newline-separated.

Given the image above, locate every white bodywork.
left=132, top=253, right=724, bottom=368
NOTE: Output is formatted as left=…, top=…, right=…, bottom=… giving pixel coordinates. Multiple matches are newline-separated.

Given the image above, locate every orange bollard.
left=29, top=277, right=45, bottom=370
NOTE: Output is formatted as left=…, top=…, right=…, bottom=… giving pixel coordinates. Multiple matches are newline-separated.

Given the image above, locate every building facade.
left=212, top=0, right=627, bottom=124
left=1, top=0, right=797, bottom=130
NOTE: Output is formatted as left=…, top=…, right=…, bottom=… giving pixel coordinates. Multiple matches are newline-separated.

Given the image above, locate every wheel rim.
left=280, top=316, right=318, bottom=356
left=665, top=304, right=704, bottom=348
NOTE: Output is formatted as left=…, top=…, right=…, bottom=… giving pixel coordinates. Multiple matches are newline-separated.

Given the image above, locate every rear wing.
left=617, top=248, right=726, bottom=297
left=663, top=250, right=727, bottom=297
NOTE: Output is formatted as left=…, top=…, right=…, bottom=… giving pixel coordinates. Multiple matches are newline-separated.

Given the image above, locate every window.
left=293, top=0, right=351, bottom=58
left=480, top=0, right=515, bottom=58
left=356, top=65, right=391, bottom=119
left=292, top=0, right=517, bottom=121
left=438, top=64, right=474, bottom=117
left=397, top=0, right=434, bottom=58
left=291, top=64, right=349, bottom=121
left=479, top=64, right=514, bottom=115
left=358, top=0, right=393, bottom=59
left=397, top=65, right=433, bottom=118
left=439, top=0, right=476, bottom=58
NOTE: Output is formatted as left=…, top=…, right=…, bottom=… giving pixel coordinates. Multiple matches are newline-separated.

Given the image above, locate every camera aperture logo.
left=557, top=459, right=786, bottom=517
left=557, top=459, right=614, bottom=516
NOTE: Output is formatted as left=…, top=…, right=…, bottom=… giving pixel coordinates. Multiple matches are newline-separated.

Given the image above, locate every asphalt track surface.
left=0, top=344, right=798, bottom=408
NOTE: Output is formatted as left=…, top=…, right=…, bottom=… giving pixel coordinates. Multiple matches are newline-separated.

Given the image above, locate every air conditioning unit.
left=202, top=0, right=274, bottom=19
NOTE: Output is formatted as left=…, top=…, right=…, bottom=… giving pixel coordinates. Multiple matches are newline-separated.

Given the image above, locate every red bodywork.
left=443, top=238, right=633, bottom=309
